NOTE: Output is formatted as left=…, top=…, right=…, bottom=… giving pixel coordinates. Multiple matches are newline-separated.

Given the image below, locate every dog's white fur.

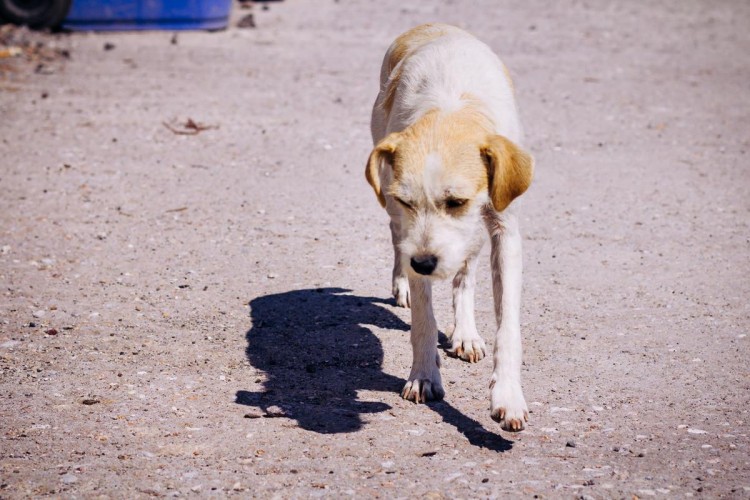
left=366, top=24, right=534, bottom=431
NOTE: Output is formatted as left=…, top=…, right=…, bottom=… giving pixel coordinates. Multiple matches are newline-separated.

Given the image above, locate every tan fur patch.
left=381, top=64, right=403, bottom=117
left=386, top=106, right=494, bottom=204
left=501, top=63, right=515, bottom=94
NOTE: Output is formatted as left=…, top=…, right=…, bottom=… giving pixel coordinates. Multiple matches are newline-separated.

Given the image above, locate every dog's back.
left=371, top=23, right=522, bottom=144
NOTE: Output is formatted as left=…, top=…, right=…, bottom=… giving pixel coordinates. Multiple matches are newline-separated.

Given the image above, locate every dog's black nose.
left=410, top=255, right=438, bottom=275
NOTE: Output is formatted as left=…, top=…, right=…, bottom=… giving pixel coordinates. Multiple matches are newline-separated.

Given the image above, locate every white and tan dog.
left=366, top=24, right=534, bottom=431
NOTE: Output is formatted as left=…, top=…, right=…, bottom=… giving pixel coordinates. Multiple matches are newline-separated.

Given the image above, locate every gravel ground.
left=1, top=0, right=749, bottom=498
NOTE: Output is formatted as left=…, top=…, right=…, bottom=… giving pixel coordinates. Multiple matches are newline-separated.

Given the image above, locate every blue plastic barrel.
left=62, top=0, right=233, bottom=31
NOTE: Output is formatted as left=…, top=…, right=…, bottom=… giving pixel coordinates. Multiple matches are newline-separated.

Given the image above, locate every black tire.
left=0, top=0, right=72, bottom=29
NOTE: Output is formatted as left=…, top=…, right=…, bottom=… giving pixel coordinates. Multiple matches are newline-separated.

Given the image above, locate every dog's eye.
left=395, top=197, right=413, bottom=210
left=445, top=198, right=467, bottom=209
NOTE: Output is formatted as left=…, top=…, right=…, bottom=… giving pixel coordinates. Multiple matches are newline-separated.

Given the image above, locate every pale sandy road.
left=1, top=1, right=749, bottom=497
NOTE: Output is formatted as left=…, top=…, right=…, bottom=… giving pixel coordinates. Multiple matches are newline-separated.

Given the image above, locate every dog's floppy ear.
left=365, top=132, right=401, bottom=208
left=481, top=135, right=534, bottom=212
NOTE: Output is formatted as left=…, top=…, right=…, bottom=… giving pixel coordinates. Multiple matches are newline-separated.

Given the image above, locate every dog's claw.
left=447, top=339, right=486, bottom=363
left=490, top=407, right=528, bottom=432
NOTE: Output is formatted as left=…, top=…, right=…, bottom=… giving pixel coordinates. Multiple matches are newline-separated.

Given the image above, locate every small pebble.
left=60, top=474, right=77, bottom=484
left=566, top=440, right=577, bottom=448
left=264, top=405, right=285, bottom=418
left=32, top=310, right=45, bottom=318
left=45, top=328, right=58, bottom=336
left=550, top=406, right=572, bottom=413
left=243, top=409, right=263, bottom=419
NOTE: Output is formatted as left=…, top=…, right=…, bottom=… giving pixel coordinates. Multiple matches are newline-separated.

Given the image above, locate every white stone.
left=60, top=474, right=77, bottom=484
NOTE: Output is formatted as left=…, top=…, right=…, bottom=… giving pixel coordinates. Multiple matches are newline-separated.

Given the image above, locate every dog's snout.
left=410, top=255, right=438, bottom=275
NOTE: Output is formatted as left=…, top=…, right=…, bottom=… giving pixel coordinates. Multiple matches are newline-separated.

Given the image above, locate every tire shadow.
left=235, top=287, right=512, bottom=451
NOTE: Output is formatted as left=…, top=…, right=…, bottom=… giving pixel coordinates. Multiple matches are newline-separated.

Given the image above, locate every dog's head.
left=366, top=110, right=533, bottom=279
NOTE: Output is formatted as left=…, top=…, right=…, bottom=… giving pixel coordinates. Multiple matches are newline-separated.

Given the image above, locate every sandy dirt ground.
left=1, top=0, right=749, bottom=497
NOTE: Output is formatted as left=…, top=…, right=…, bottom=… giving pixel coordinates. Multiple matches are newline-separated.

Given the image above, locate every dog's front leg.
left=385, top=196, right=410, bottom=308
left=448, top=252, right=486, bottom=362
left=485, top=210, right=528, bottom=431
left=401, top=276, right=444, bottom=402
left=389, top=218, right=410, bottom=308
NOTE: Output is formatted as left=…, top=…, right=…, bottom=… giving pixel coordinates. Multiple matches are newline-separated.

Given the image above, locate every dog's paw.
left=447, top=330, right=486, bottom=363
left=392, top=276, right=410, bottom=308
left=401, top=377, right=445, bottom=403
left=489, top=375, right=528, bottom=432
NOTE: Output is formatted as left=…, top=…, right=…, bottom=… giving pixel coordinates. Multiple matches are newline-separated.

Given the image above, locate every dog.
left=366, top=24, right=534, bottom=431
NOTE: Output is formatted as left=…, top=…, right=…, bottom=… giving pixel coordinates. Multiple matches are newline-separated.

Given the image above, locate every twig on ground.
left=162, top=118, right=218, bottom=135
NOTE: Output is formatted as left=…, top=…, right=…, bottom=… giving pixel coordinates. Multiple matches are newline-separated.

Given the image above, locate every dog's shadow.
left=235, top=287, right=511, bottom=451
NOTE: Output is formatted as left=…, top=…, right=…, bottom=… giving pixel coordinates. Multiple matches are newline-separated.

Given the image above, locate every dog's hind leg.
left=401, top=276, right=444, bottom=402
left=484, top=209, right=528, bottom=432
left=447, top=251, right=486, bottom=362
